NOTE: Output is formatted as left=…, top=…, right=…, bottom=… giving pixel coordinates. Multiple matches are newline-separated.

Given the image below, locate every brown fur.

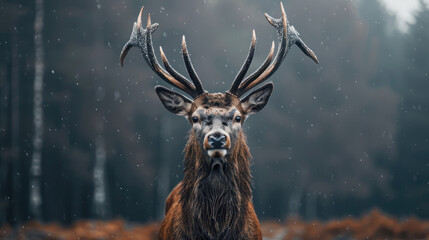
left=192, top=93, right=243, bottom=115
left=158, top=130, right=262, bottom=240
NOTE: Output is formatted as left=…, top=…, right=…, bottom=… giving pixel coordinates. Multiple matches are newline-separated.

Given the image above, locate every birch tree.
left=93, top=126, right=108, bottom=217
left=92, top=1, right=108, bottom=218
left=30, top=0, right=44, bottom=219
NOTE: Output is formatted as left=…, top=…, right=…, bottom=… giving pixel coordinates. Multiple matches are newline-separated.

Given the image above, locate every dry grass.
left=1, top=210, right=429, bottom=240
left=263, top=210, right=429, bottom=240
left=0, top=219, right=160, bottom=240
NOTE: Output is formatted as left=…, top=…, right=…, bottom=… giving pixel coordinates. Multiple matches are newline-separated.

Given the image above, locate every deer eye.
left=192, top=116, right=199, bottom=123
left=235, top=116, right=242, bottom=123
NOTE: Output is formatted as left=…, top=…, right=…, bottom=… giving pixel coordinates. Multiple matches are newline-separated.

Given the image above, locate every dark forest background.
left=0, top=0, right=428, bottom=226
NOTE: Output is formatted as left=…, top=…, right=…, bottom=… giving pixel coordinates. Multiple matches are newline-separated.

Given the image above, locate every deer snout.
left=208, top=134, right=226, bottom=148
left=204, top=132, right=230, bottom=149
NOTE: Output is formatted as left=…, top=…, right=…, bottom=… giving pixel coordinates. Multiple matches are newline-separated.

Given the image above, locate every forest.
left=1, top=0, right=429, bottom=238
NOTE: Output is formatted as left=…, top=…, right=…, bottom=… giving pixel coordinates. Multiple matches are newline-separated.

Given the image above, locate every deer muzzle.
left=204, top=130, right=231, bottom=158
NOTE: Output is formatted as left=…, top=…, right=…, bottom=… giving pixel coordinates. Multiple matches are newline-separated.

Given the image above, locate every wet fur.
left=158, top=131, right=262, bottom=240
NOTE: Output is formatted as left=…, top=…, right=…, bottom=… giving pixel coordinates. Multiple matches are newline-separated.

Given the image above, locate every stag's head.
left=120, top=3, right=318, bottom=172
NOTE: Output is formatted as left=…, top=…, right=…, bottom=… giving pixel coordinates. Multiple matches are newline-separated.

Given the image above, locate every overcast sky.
left=379, top=0, right=427, bottom=31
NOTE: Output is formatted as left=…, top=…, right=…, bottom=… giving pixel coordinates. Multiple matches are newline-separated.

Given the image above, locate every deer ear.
left=240, top=82, right=273, bottom=115
left=155, top=86, right=193, bottom=116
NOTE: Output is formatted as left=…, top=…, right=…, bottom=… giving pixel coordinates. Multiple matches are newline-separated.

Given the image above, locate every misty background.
left=0, top=0, right=428, bottom=225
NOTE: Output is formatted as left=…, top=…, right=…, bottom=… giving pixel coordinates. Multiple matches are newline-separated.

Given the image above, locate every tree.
left=393, top=0, right=429, bottom=216
left=30, top=0, right=45, bottom=220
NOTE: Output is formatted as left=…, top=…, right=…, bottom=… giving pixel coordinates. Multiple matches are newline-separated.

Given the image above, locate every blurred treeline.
left=0, top=0, right=428, bottom=225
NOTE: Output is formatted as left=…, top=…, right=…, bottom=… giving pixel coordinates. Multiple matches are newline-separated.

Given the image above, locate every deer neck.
left=180, top=131, right=252, bottom=238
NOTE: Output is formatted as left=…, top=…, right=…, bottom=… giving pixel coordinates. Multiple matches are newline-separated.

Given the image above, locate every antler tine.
left=229, top=30, right=257, bottom=95
left=236, top=41, right=275, bottom=96
left=144, top=14, right=198, bottom=96
left=296, top=39, right=319, bottom=64
left=159, top=47, right=197, bottom=94
left=120, top=7, right=204, bottom=98
left=181, top=36, right=205, bottom=96
left=235, top=2, right=318, bottom=97
left=137, top=6, right=143, bottom=28
left=120, top=7, right=143, bottom=67
left=236, top=2, right=288, bottom=96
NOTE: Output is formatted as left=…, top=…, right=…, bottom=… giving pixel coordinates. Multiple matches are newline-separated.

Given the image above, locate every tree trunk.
left=9, top=33, right=21, bottom=225
left=0, top=64, right=8, bottom=224
left=93, top=126, right=108, bottom=218
left=91, top=1, right=109, bottom=219
left=156, top=116, right=171, bottom=219
left=288, top=188, right=302, bottom=217
left=30, top=0, right=45, bottom=220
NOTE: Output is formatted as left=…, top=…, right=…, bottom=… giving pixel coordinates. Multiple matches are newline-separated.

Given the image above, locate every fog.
left=1, top=0, right=428, bottom=224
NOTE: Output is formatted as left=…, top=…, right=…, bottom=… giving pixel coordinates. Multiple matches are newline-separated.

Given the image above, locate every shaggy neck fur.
left=180, top=130, right=252, bottom=239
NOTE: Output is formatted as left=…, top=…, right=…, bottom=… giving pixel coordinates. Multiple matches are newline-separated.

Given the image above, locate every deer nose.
left=208, top=133, right=227, bottom=149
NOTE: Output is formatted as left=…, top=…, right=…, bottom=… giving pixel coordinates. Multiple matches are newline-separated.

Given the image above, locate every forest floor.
left=1, top=210, right=429, bottom=240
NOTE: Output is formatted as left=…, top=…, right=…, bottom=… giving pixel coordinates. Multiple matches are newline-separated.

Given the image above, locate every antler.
left=120, top=7, right=205, bottom=98
left=229, top=2, right=319, bottom=98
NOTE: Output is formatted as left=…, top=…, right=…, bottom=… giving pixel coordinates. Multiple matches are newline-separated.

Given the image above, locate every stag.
left=120, top=3, right=318, bottom=239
